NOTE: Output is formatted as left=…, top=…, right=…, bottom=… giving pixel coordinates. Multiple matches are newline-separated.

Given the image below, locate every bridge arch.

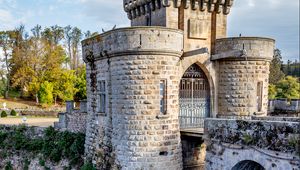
left=232, top=160, right=265, bottom=170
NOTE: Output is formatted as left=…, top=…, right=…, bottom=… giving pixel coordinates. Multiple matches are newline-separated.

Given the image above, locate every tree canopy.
left=268, top=49, right=300, bottom=100
left=0, top=25, right=96, bottom=106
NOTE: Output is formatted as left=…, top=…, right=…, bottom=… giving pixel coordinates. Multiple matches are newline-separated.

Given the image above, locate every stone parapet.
left=82, top=26, right=183, bottom=61
left=212, top=37, right=275, bottom=61
left=55, top=101, right=87, bottom=133
left=251, top=116, right=300, bottom=122
left=204, top=118, right=300, bottom=154
left=204, top=118, right=300, bottom=169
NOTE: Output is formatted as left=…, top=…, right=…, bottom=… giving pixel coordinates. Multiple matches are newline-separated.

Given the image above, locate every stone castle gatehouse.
left=80, top=0, right=299, bottom=169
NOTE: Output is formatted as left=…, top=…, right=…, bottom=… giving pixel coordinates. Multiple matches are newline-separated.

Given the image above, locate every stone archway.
left=232, top=160, right=265, bottom=170
left=179, top=63, right=210, bottom=130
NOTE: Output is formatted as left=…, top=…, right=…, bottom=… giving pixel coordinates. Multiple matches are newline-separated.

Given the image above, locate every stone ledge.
left=216, top=37, right=275, bottom=42
left=82, top=26, right=184, bottom=45
left=82, top=26, right=184, bottom=63
left=214, top=37, right=275, bottom=61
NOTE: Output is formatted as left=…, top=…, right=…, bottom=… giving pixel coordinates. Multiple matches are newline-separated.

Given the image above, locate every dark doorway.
left=232, top=160, right=265, bottom=170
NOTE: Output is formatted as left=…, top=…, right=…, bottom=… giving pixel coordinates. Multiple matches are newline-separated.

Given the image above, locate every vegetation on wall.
left=0, top=125, right=88, bottom=168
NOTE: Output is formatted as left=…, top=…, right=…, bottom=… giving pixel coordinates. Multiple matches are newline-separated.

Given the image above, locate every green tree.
left=276, top=76, right=300, bottom=100
left=74, top=66, right=87, bottom=100
left=57, top=70, right=78, bottom=102
left=10, top=25, right=31, bottom=98
left=269, top=49, right=285, bottom=84
left=0, top=31, right=14, bottom=98
left=51, top=25, right=64, bottom=45
left=7, top=24, right=86, bottom=105
left=71, top=27, right=82, bottom=70
left=38, top=81, right=54, bottom=105
left=268, top=84, right=277, bottom=99
left=11, top=25, right=67, bottom=104
left=64, top=25, right=72, bottom=69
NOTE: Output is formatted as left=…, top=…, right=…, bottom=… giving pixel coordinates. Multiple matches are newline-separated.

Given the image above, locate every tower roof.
left=123, top=0, right=234, bottom=19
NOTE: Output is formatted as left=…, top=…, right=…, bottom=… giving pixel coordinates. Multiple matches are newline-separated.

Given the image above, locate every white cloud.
left=248, top=0, right=255, bottom=7
left=229, top=0, right=299, bottom=61
left=0, top=0, right=17, bottom=8
left=76, top=0, right=129, bottom=29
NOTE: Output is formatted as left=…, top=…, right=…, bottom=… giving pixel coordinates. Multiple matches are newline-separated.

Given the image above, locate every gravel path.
left=0, top=117, right=58, bottom=127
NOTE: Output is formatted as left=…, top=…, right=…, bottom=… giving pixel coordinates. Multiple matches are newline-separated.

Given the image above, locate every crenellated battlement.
left=123, top=0, right=234, bottom=19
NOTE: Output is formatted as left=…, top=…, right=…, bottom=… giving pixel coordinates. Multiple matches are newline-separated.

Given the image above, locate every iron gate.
left=179, top=64, right=210, bottom=129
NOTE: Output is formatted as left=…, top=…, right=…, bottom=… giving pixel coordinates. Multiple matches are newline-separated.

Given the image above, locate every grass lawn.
left=0, top=98, right=65, bottom=111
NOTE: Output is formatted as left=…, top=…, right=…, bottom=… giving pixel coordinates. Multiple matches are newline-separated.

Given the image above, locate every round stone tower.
left=212, top=37, right=275, bottom=118
left=82, top=27, right=184, bottom=169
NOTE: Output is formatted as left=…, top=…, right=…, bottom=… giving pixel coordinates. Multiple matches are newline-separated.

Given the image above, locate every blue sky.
left=0, top=0, right=299, bottom=62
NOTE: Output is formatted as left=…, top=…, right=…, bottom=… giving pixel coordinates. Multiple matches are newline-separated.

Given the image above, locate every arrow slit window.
left=257, top=81, right=263, bottom=112
left=160, top=80, right=167, bottom=114
left=98, top=80, right=106, bottom=113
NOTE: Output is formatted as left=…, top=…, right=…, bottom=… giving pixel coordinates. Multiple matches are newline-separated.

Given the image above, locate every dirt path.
left=0, top=117, right=58, bottom=127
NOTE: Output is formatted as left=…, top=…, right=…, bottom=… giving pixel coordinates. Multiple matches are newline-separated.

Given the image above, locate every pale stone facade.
left=80, top=0, right=299, bottom=170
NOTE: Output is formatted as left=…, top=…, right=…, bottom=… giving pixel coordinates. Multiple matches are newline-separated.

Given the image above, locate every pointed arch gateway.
left=179, top=63, right=210, bottom=129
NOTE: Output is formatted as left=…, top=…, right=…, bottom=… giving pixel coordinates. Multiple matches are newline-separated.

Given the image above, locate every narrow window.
left=146, top=15, right=151, bottom=26
left=257, top=81, right=263, bottom=112
left=146, top=3, right=152, bottom=26
left=178, top=2, right=184, bottom=30
left=98, top=80, right=106, bottom=113
left=160, top=80, right=167, bottom=114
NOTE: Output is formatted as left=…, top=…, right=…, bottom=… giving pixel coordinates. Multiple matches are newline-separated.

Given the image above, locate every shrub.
left=42, top=126, right=85, bottom=164
left=10, top=109, right=17, bottom=116
left=39, top=158, right=45, bottom=166
left=38, top=81, right=54, bottom=105
left=1, top=111, right=7, bottom=118
left=23, top=159, right=30, bottom=170
left=5, top=161, right=13, bottom=170
left=0, top=125, right=85, bottom=167
left=80, top=162, right=96, bottom=170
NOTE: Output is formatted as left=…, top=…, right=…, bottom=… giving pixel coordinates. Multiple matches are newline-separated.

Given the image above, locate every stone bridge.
left=204, top=117, right=300, bottom=170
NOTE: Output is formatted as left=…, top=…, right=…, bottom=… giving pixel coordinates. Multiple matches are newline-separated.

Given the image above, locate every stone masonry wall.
left=84, top=59, right=113, bottom=169
left=269, top=99, right=300, bottom=113
left=218, top=60, right=270, bottom=117
left=204, top=118, right=300, bottom=170
left=82, top=27, right=184, bottom=169
left=55, top=101, right=87, bottom=133
left=110, top=54, right=182, bottom=169
left=213, top=37, right=275, bottom=117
